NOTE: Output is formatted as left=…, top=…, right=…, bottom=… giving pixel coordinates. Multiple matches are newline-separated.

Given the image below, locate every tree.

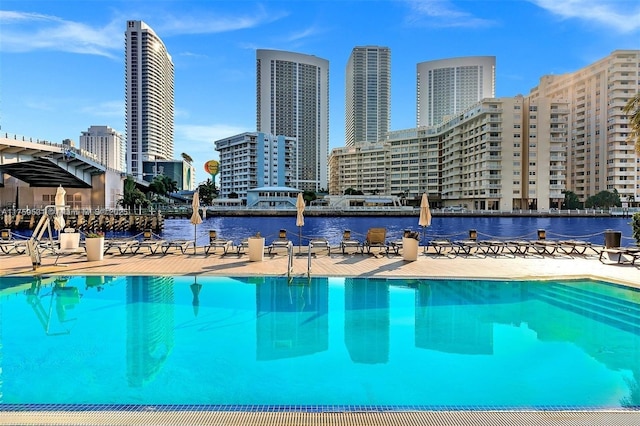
left=149, top=174, right=178, bottom=197
left=584, top=190, right=622, bottom=209
left=622, top=92, right=640, bottom=154
left=117, top=176, right=149, bottom=209
left=197, top=178, right=218, bottom=205
left=561, top=190, right=582, bottom=209
left=303, top=190, right=317, bottom=204
left=631, top=212, right=640, bottom=245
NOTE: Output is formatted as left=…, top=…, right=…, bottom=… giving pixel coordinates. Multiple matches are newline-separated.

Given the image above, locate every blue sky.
left=1, top=0, right=639, bottom=184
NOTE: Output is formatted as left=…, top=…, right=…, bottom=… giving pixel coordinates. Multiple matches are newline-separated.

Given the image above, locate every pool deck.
left=1, top=243, right=638, bottom=287
left=1, top=244, right=639, bottom=425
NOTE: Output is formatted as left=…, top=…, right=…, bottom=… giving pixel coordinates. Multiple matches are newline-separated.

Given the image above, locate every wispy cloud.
left=156, top=4, right=288, bottom=35
left=79, top=100, right=124, bottom=118
left=403, top=0, right=496, bottom=28
left=176, top=123, right=249, bottom=147
left=0, top=11, right=121, bottom=58
left=282, top=25, right=323, bottom=43
left=529, top=0, right=640, bottom=33
left=0, top=5, right=288, bottom=57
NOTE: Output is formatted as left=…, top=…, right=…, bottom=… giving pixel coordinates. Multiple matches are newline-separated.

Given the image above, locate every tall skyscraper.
left=416, top=56, right=495, bottom=127
left=345, top=46, right=391, bottom=146
left=125, top=20, right=174, bottom=181
left=256, top=49, right=329, bottom=192
left=529, top=49, right=640, bottom=203
left=79, top=125, right=125, bottom=172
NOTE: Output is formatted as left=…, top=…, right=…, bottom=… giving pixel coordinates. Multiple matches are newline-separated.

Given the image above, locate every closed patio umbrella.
left=296, top=193, right=305, bottom=253
left=53, top=185, right=66, bottom=232
left=190, top=190, right=203, bottom=254
left=418, top=193, right=432, bottom=251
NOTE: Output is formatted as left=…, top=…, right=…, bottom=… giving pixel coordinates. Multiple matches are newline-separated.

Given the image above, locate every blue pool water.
left=1, top=275, right=640, bottom=410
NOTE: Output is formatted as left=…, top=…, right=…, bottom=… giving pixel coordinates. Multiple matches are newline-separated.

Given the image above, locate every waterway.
left=160, top=215, right=635, bottom=247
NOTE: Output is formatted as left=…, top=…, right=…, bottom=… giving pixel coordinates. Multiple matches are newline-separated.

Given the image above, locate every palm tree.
left=623, top=92, right=640, bottom=154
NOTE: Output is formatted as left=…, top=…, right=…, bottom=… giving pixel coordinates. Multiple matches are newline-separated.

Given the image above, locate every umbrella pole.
left=298, top=227, right=302, bottom=254
left=194, top=224, right=197, bottom=254
left=422, top=226, right=426, bottom=253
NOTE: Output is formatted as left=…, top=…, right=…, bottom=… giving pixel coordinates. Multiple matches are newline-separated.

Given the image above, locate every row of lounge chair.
left=2, top=227, right=638, bottom=265
left=428, top=237, right=602, bottom=257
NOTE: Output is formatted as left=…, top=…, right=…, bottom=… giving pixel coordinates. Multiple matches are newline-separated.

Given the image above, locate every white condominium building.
left=345, top=46, right=391, bottom=146
left=328, top=141, right=389, bottom=195
left=215, top=132, right=296, bottom=200
left=529, top=50, right=640, bottom=203
left=125, top=20, right=174, bottom=181
left=417, top=56, right=495, bottom=127
left=330, top=96, right=569, bottom=211
left=79, top=125, right=125, bottom=172
left=256, top=49, right=329, bottom=192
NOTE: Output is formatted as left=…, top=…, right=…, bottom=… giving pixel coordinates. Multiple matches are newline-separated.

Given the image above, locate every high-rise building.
left=215, top=132, right=296, bottom=200
left=345, top=46, right=391, bottom=146
left=256, top=49, right=329, bottom=192
left=417, top=56, right=495, bottom=127
left=330, top=96, right=569, bottom=211
left=529, top=50, right=640, bottom=203
left=79, top=125, right=125, bottom=172
left=125, top=20, right=174, bottom=182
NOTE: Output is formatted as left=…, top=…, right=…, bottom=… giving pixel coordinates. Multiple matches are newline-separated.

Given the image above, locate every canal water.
left=161, top=215, right=635, bottom=247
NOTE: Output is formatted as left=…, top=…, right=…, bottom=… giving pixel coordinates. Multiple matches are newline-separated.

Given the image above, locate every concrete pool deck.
left=1, top=243, right=638, bottom=287
left=1, top=244, right=639, bottom=425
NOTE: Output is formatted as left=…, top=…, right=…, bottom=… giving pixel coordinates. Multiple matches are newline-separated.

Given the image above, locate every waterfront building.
left=528, top=50, right=640, bottom=204
left=416, top=56, right=495, bottom=127
left=215, top=132, right=296, bottom=201
left=125, top=20, right=175, bottom=182
left=328, top=141, right=389, bottom=196
left=79, top=125, right=125, bottom=172
left=436, top=96, right=568, bottom=211
left=141, top=160, right=195, bottom=191
left=256, top=49, right=329, bottom=192
left=345, top=46, right=391, bottom=146
left=330, top=96, right=569, bottom=211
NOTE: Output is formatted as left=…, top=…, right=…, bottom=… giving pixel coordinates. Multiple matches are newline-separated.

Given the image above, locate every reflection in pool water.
left=1, top=275, right=640, bottom=410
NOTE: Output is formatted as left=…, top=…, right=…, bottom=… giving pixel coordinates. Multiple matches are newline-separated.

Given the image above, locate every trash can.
left=604, top=230, right=621, bottom=248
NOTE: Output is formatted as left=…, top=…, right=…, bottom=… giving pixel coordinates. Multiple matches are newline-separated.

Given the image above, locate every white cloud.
left=403, top=0, right=496, bottom=28
left=80, top=100, right=124, bottom=118
left=156, top=4, right=288, bottom=35
left=0, top=11, right=121, bottom=58
left=530, top=0, right=640, bottom=33
left=0, top=5, right=287, bottom=57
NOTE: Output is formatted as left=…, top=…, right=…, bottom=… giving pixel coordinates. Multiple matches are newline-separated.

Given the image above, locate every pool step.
left=530, top=283, right=640, bottom=332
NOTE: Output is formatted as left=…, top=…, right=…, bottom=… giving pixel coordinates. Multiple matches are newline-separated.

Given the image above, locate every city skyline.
left=2, top=0, right=639, bottom=184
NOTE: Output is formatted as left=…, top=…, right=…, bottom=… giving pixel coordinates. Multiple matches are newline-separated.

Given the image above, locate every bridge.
left=0, top=133, right=109, bottom=188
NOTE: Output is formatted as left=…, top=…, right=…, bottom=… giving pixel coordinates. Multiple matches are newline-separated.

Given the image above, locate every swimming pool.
left=1, top=275, right=639, bottom=410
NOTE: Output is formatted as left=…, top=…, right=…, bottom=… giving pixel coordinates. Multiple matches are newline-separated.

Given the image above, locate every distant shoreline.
left=172, top=208, right=629, bottom=219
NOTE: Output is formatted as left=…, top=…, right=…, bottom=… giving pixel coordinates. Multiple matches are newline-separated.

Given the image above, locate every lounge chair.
left=161, top=239, right=195, bottom=254
left=204, top=230, right=233, bottom=255
left=599, top=246, right=640, bottom=265
left=130, top=229, right=166, bottom=255
left=0, top=228, right=29, bottom=255
left=103, top=238, right=137, bottom=255
left=363, top=227, right=389, bottom=254
left=340, top=229, right=362, bottom=254
left=269, top=229, right=292, bottom=255
left=309, top=237, right=331, bottom=255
